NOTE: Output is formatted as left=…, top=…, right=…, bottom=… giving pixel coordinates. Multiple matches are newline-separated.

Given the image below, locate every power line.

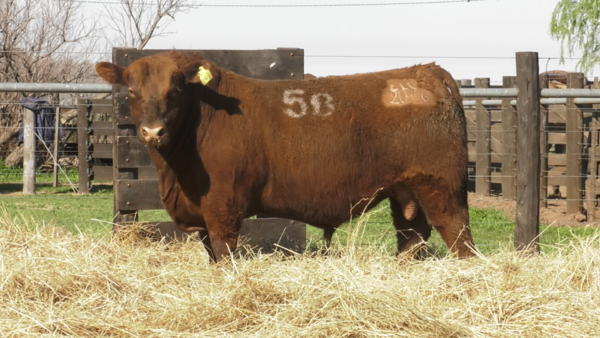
left=197, top=0, right=490, bottom=7
left=307, top=55, right=590, bottom=60
left=307, top=55, right=517, bottom=59
left=0, top=50, right=110, bottom=55
left=67, top=0, right=492, bottom=7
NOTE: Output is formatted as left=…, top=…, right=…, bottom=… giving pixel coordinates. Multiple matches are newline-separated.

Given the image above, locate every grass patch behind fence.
left=0, top=184, right=173, bottom=236
left=0, top=159, right=79, bottom=184
left=0, top=212, right=599, bottom=336
left=307, top=200, right=598, bottom=255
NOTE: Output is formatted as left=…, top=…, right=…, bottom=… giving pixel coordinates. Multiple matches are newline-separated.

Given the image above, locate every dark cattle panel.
left=77, top=99, right=114, bottom=193
left=97, top=50, right=474, bottom=262
left=113, top=49, right=304, bottom=126
left=145, top=219, right=306, bottom=254
left=116, top=137, right=153, bottom=168
left=238, top=219, right=305, bottom=254
left=111, top=49, right=305, bottom=210
left=108, top=48, right=307, bottom=253
left=117, top=179, right=161, bottom=211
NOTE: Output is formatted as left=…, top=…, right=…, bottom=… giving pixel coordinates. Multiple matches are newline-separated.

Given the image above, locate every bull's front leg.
left=202, top=197, right=244, bottom=262
left=173, top=223, right=216, bottom=262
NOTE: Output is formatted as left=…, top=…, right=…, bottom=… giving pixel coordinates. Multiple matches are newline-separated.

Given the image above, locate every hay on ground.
left=0, top=210, right=599, bottom=337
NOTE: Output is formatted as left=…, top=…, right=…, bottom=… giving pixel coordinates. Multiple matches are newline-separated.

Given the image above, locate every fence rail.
left=0, top=83, right=112, bottom=93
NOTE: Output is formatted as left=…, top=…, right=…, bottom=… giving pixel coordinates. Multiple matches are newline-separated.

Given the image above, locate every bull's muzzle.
left=140, top=123, right=168, bottom=147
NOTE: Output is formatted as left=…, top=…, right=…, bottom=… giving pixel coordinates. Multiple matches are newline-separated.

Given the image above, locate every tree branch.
left=102, top=0, right=195, bottom=50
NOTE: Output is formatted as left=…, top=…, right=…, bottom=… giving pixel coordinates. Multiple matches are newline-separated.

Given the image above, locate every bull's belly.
left=257, top=184, right=390, bottom=227
left=161, top=197, right=206, bottom=229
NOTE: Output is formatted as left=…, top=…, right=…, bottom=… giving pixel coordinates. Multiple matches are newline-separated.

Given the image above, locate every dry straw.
left=0, top=208, right=599, bottom=337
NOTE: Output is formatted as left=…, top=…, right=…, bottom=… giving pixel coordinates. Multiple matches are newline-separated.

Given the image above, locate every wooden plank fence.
left=10, top=50, right=600, bottom=253
left=462, top=72, right=600, bottom=221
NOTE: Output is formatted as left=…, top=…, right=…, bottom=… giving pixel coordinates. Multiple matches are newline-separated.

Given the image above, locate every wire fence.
left=3, top=64, right=600, bottom=250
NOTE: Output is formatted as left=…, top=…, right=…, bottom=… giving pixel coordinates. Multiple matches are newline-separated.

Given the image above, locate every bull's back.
left=234, top=65, right=467, bottom=223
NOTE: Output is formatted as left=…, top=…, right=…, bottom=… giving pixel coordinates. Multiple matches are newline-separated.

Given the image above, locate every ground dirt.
left=468, top=192, right=593, bottom=227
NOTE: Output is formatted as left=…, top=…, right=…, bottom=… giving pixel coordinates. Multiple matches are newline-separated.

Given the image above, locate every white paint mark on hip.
left=390, top=85, right=402, bottom=104
left=382, top=79, right=433, bottom=108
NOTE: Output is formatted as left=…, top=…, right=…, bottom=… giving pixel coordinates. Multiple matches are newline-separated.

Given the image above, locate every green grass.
left=307, top=200, right=599, bottom=255
left=0, top=183, right=170, bottom=236
left=1, top=181, right=598, bottom=255
left=0, top=159, right=79, bottom=184
left=0, top=184, right=113, bottom=236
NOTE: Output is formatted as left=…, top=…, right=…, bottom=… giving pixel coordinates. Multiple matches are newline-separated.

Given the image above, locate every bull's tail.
left=441, top=69, right=463, bottom=110
left=425, top=64, right=463, bottom=110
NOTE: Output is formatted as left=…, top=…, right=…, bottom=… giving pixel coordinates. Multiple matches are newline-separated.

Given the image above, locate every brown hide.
left=96, top=51, right=474, bottom=261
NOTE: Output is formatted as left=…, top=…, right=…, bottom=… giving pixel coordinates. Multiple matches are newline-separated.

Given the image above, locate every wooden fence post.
left=566, top=72, right=584, bottom=215
left=539, top=74, right=549, bottom=207
left=502, top=76, right=517, bottom=200
left=22, top=107, right=36, bottom=195
left=475, top=78, right=491, bottom=196
left=53, top=106, right=60, bottom=188
left=588, top=118, right=598, bottom=222
left=515, top=52, right=540, bottom=253
left=78, top=102, right=90, bottom=194
left=113, top=49, right=139, bottom=225
left=588, top=77, right=600, bottom=222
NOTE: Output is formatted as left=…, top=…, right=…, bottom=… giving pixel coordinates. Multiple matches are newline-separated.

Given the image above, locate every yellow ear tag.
left=198, top=66, right=213, bottom=85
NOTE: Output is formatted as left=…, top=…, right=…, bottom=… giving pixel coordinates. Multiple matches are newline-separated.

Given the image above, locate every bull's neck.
left=145, top=71, right=241, bottom=204
left=196, top=72, right=243, bottom=141
left=148, top=124, right=207, bottom=206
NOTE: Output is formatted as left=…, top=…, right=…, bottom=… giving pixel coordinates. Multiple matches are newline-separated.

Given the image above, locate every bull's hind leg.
left=323, top=226, right=337, bottom=248
left=315, top=226, right=338, bottom=255
left=406, top=176, right=475, bottom=258
left=390, top=198, right=431, bottom=259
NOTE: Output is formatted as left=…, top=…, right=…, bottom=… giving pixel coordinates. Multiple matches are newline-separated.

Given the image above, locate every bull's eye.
left=128, top=88, right=136, bottom=97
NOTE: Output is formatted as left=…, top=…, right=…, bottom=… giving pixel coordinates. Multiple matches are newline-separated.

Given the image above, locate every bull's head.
left=95, top=53, right=216, bottom=148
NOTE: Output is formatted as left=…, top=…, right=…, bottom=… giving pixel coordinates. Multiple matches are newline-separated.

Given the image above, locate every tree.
left=102, top=0, right=196, bottom=50
left=550, top=0, right=600, bottom=74
left=0, top=0, right=99, bottom=162
left=0, top=0, right=195, bottom=163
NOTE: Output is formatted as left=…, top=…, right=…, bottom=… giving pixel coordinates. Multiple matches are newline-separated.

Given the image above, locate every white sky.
left=97, top=0, right=589, bottom=84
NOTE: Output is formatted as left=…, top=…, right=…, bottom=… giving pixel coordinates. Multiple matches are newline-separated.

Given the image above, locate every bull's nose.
left=141, top=125, right=165, bottom=138
left=140, top=124, right=167, bottom=146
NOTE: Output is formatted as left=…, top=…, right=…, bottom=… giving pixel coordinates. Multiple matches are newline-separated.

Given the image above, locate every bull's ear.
left=95, top=62, right=125, bottom=85
left=183, top=62, right=214, bottom=85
